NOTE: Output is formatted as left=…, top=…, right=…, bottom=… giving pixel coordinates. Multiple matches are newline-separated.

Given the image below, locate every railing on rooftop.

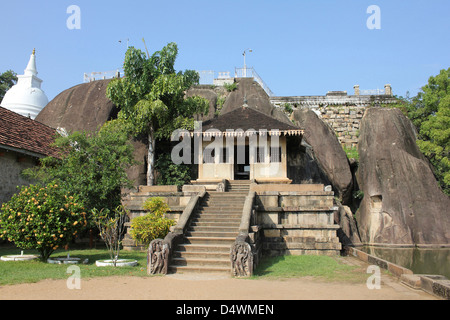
left=83, top=69, right=124, bottom=83
left=360, top=88, right=385, bottom=95
left=197, top=70, right=215, bottom=85
left=196, top=68, right=274, bottom=97
left=235, top=67, right=274, bottom=97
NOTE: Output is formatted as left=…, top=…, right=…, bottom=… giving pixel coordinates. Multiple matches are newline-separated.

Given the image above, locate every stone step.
left=194, top=211, right=243, bottom=217
left=171, top=257, right=230, bottom=267
left=189, top=225, right=239, bottom=232
left=186, top=230, right=239, bottom=238
left=197, top=210, right=243, bottom=216
left=205, top=198, right=247, bottom=202
left=173, top=250, right=229, bottom=260
left=176, top=243, right=231, bottom=253
left=169, top=265, right=230, bottom=274
left=191, top=217, right=242, bottom=224
left=195, top=212, right=242, bottom=218
left=167, top=187, right=248, bottom=275
left=184, top=236, right=236, bottom=245
left=198, top=206, right=244, bottom=212
left=202, top=197, right=247, bottom=201
left=190, top=221, right=241, bottom=228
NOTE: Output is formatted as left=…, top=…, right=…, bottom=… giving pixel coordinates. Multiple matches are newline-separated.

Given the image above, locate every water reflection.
left=361, top=246, right=450, bottom=279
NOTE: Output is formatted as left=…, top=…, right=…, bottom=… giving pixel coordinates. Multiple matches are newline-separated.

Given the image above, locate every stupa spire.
left=24, top=48, right=38, bottom=76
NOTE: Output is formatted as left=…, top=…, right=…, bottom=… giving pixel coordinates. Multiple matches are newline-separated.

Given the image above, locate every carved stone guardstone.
left=216, top=181, right=225, bottom=192
left=147, top=239, right=170, bottom=275
left=231, top=241, right=253, bottom=277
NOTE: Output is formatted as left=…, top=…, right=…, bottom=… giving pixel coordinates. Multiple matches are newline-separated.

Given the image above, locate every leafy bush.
left=155, top=153, right=192, bottom=187
left=0, top=183, right=87, bottom=261
left=142, top=197, right=169, bottom=215
left=284, top=103, right=293, bottom=115
left=23, top=120, right=136, bottom=220
left=224, top=82, right=237, bottom=92
left=130, top=197, right=175, bottom=246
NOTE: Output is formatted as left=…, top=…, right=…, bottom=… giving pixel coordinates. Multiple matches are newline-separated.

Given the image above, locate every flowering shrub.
left=0, top=183, right=87, bottom=261
left=142, top=197, right=170, bottom=216
left=130, top=197, right=175, bottom=246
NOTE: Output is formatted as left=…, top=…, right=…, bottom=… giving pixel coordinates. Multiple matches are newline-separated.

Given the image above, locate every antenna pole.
left=142, top=38, right=150, bottom=58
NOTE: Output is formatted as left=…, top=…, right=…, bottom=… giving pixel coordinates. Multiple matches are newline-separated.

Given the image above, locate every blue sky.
left=0, top=0, right=449, bottom=101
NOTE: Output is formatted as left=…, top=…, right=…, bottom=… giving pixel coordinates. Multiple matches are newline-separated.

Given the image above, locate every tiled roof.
left=0, top=106, right=59, bottom=158
left=201, top=105, right=303, bottom=134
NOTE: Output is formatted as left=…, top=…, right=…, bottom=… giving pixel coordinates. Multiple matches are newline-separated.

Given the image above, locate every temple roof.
left=195, top=105, right=304, bottom=137
left=0, top=106, right=59, bottom=158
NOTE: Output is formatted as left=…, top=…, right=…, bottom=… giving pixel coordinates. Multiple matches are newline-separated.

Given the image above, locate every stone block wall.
left=270, top=94, right=398, bottom=148
left=0, top=148, right=36, bottom=205
left=254, top=185, right=342, bottom=256
left=319, top=106, right=365, bottom=149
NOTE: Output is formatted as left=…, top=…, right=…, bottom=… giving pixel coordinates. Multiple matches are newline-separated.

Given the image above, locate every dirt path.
left=0, top=269, right=436, bottom=300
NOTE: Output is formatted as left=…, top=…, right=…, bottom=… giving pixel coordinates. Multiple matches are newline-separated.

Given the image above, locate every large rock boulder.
left=186, top=85, right=219, bottom=121
left=36, top=80, right=117, bottom=133
left=357, top=108, right=450, bottom=246
left=292, top=108, right=354, bottom=204
left=221, top=78, right=294, bottom=126
left=334, top=204, right=362, bottom=246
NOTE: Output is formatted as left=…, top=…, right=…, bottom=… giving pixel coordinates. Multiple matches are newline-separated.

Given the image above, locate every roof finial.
left=32, top=48, right=36, bottom=55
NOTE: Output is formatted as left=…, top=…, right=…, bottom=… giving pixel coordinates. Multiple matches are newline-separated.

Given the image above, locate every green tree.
left=0, top=183, right=87, bottom=261
left=414, top=69, right=450, bottom=195
left=23, top=120, right=136, bottom=219
left=392, top=68, right=450, bottom=195
left=0, top=70, right=17, bottom=101
left=106, top=42, right=209, bottom=185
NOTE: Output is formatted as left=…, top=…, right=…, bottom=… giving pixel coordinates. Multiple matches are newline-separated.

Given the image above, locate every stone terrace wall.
left=270, top=94, right=398, bottom=148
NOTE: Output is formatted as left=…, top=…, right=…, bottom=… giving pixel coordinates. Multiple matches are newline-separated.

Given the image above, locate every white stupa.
left=1, top=49, right=49, bottom=119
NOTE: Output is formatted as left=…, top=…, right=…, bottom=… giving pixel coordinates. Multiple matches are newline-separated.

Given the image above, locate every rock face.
left=36, top=80, right=117, bottom=133
left=334, top=204, right=362, bottom=246
left=357, top=108, right=450, bottom=246
left=221, top=78, right=293, bottom=126
left=185, top=85, right=219, bottom=121
left=292, top=108, right=354, bottom=204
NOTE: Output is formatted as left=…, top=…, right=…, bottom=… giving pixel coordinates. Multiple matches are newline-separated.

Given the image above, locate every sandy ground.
left=0, top=256, right=437, bottom=301
left=0, top=273, right=436, bottom=300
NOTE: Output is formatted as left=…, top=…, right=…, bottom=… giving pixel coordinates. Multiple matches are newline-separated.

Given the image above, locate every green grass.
left=2, top=246, right=370, bottom=286
left=252, top=255, right=367, bottom=283
left=342, top=146, right=359, bottom=161
left=0, top=246, right=149, bottom=286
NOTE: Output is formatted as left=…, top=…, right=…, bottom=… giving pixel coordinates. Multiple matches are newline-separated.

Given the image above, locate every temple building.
left=191, top=104, right=304, bottom=183
left=1, top=49, right=48, bottom=119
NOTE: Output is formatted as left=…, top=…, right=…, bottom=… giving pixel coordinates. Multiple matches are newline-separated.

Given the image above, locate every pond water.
left=360, top=246, right=450, bottom=279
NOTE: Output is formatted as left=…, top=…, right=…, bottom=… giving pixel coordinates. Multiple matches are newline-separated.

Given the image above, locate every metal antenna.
left=142, top=38, right=150, bottom=58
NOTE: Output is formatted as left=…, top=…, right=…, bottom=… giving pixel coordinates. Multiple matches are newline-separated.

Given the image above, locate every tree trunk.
left=147, top=129, right=155, bottom=186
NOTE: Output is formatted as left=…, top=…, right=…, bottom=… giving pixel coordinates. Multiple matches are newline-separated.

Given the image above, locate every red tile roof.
left=0, top=106, right=59, bottom=158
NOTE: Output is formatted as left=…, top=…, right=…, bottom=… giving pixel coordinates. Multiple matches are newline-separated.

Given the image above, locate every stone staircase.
left=169, top=182, right=250, bottom=274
